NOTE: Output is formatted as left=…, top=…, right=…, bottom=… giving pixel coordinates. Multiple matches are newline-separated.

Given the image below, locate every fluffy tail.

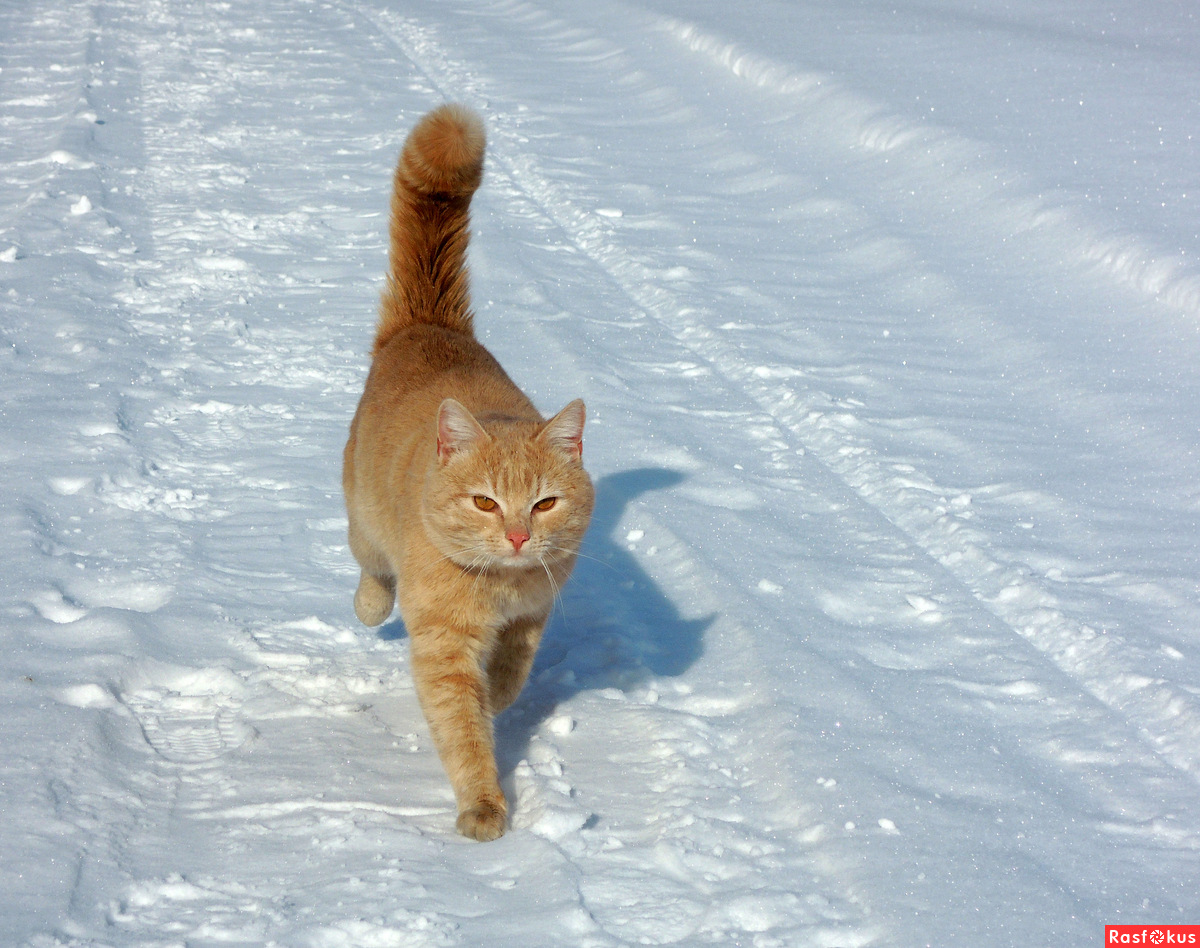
left=374, top=104, right=486, bottom=355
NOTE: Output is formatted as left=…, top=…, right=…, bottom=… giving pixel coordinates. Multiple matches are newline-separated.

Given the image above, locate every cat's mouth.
left=495, top=547, right=539, bottom=568
left=447, top=546, right=540, bottom=572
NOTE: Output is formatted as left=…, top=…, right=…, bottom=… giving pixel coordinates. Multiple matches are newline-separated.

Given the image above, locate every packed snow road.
left=2, top=0, right=1198, bottom=945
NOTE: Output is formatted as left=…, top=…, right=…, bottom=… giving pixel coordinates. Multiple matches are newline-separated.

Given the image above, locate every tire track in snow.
left=664, top=18, right=1200, bottom=324
left=0, top=0, right=98, bottom=246
left=355, top=0, right=1200, bottom=791
left=651, top=14, right=1200, bottom=782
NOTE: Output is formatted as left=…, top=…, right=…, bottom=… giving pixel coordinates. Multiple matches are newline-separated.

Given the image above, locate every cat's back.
left=364, top=324, right=534, bottom=420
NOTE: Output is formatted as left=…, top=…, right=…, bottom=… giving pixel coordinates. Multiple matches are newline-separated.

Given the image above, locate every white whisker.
left=467, top=549, right=494, bottom=601
left=538, top=554, right=565, bottom=624
left=542, top=544, right=625, bottom=576
left=435, top=542, right=489, bottom=567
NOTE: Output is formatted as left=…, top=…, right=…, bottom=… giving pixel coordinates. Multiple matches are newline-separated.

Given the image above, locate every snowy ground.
left=2, top=0, right=1199, bottom=945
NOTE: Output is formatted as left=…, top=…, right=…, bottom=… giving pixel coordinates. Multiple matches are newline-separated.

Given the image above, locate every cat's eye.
left=533, top=497, right=557, bottom=512
left=473, top=495, right=498, bottom=512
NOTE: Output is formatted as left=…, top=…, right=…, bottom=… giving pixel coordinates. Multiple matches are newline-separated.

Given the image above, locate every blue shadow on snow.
left=497, top=467, right=713, bottom=774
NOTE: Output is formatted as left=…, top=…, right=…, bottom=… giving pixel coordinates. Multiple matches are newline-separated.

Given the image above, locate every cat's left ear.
left=539, top=399, right=586, bottom=461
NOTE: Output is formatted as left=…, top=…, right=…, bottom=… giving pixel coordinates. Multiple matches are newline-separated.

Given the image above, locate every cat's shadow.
left=494, top=467, right=712, bottom=780
left=377, top=467, right=712, bottom=799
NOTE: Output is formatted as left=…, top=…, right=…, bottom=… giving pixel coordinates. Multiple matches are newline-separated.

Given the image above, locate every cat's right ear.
left=437, top=398, right=487, bottom=462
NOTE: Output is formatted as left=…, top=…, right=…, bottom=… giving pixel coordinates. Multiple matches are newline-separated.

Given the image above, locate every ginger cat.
left=342, top=105, right=594, bottom=841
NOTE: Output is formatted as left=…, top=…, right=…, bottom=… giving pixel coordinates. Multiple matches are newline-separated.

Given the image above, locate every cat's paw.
left=353, top=573, right=395, bottom=626
left=456, top=800, right=507, bottom=842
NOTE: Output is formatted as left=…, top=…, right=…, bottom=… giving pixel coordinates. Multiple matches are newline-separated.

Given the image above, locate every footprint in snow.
left=28, top=588, right=89, bottom=624
left=28, top=576, right=173, bottom=625
left=509, top=737, right=593, bottom=841
left=121, top=682, right=256, bottom=764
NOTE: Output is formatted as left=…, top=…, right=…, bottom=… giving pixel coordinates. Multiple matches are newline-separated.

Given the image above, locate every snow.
left=2, top=0, right=1198, bottom=944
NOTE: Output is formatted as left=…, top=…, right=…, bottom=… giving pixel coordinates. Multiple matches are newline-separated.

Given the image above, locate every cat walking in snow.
left=343, top=105, right=594, bottom=841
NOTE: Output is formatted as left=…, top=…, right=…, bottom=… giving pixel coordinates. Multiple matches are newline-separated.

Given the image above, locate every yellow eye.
left=473, top=496, right=497, bottom=511
left=533, top=497, right=557, bottom=512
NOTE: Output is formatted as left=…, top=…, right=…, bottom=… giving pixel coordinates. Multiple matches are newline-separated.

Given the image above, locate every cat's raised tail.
left=374, top=104, right=486, bottom=355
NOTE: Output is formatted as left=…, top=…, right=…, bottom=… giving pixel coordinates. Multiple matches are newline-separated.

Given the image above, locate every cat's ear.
left=539, top=399, right=586, bottom=461
left=437, top=398, right=487, bottom=462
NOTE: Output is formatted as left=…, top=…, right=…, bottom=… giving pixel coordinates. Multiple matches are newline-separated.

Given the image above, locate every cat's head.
left=421, top=398, right=595, bottom=572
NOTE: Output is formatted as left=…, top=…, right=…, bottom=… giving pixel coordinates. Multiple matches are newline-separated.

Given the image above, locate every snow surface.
left=2, top=0, right=1199, bottom=944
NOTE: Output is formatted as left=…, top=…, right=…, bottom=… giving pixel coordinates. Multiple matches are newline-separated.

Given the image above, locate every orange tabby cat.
left=342, top=104, right=594, bottom=841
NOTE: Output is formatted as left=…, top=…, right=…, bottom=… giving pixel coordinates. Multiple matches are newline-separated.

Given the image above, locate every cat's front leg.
left=354, top=571, right=395, bottom=626
left=487, top=613, right=548, bottom=715
left=347, top=517, right=396, bottom=626
left=409, top=625, right=507, bottom=841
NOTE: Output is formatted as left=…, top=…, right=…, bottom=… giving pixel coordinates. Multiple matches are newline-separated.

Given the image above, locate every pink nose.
left=507, top=530, right=530, bottom=552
